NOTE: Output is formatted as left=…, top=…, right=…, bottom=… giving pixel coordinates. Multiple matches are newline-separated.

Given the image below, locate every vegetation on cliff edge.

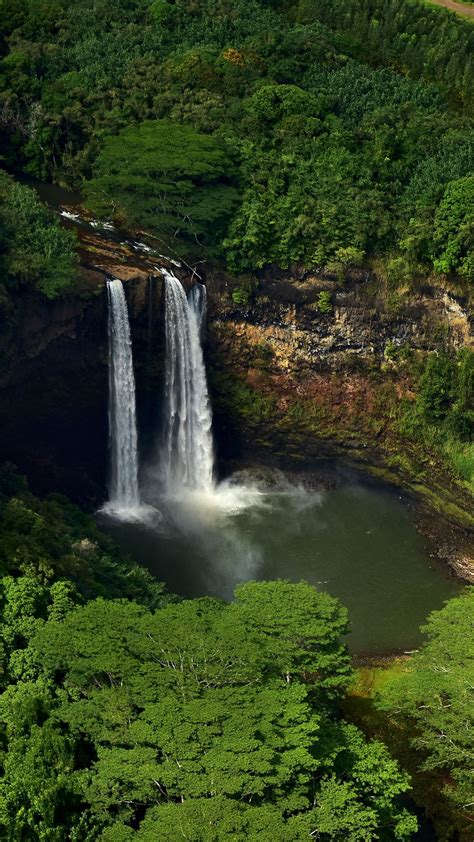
left=0, top=171, right=77, bottom=299
left=0, top=0, right=472, bottom=279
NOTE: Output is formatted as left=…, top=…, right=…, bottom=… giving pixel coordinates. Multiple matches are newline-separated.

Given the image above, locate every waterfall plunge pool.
left=100, top=270, right=459, bottom=657
left=97, top=468, right=460, bottom=655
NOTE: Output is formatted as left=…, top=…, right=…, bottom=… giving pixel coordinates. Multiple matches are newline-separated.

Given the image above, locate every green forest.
left=0, top=0, right=473, bottom=278
left=0, top=467, right=472, bottom=840
left=0, top=1, right=473, bottom=840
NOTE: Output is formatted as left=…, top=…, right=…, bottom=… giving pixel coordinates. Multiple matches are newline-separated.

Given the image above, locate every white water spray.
left=161, top=271, right=214, bottom=493
left=105, top=278, right=140, bottom=511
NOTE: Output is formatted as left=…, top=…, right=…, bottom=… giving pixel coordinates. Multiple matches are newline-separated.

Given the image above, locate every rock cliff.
left=0, top=229, right=472, bottom=567
left=0, top=230, right=161, bottom=504
left=204, top=268, right=473, bottom=529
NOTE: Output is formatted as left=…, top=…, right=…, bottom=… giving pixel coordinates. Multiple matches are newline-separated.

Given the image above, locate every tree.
left=0, top=685, right=78, bottom=842
left=0, top=583, right=417, bottom=839
left=84, top=120, right=238, bottom=256
left=415, top=349, right=474, bottom=443
left=377, top=589, right=474, bottom=839
left=432, top=176, right=474, bottom=281
left=106, top=799, right=302, bottom=841
left=0, top=469, right=168, bottom=690
left=0, top=172, right=78, bottom=298
left=231, top=579, right=352, bottom=698
left=417, top=352, right=457, bottom=423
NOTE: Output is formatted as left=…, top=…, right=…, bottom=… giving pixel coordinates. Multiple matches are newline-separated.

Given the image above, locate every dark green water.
left=99, top=471, right=460, bottom=654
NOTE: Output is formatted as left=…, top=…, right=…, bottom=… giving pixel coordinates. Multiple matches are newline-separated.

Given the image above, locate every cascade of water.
left=148, top=276, right=155, bottom=354
left=106, top=278, right=140, bottom=510
left=161, top=270, right=214, bottom=493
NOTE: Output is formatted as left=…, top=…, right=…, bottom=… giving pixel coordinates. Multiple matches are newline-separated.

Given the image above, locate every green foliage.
left=432, top=176, right=474, bottom=280
left=232, top=286, right=250, bottom=305
left=0, top=581, right=416, bottom=839
left=398, top=349, right=474, bottom=486
left=442, top=436, right=474, bottom=487
left=418, top=352, right=458, bottom=423
left=0, top=0, right=472, bottom=275
left=397, top=134, right=472, bottom=267
left=317, top=290, right=332, bottom=313
left=0, top=464, right=168, bottom=688
left=231, top=276, right=256, bottom=306
left=148, top=0, right=175, bottom=25
left=418, top=350, right=474, bottom=436
left=224, top=140, right=384, bottom=272
left=295, top=0, right=474, bottom=110
left=0, top=172, right=77, bottom=298
left=377, top=589, right=474, bottom=838
left=326, top=246, right=365, bottom=281
left=84, top=120, right=238, bottom=256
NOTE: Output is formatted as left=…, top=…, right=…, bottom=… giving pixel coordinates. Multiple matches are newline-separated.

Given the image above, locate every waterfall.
left=106, top=278, right=140, bottom=510
left=161, top=270, right=214, bottom=493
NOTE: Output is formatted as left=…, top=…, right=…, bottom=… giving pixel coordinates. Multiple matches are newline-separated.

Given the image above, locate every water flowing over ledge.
left=159, top=271, right=214, bottom=495
left=102, top=278, right=140, bottom=516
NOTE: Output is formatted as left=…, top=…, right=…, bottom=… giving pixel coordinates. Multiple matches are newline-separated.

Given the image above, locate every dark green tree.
left=432, top=176, right=474, bottom=281
left=0, top=172, right=78, bottom=298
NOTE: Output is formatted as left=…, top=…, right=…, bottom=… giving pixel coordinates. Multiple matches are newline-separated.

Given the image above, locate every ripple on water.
left=97, top=469, right=461, bottom=654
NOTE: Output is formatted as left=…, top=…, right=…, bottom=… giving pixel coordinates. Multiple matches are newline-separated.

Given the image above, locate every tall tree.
left=377, top=589, right=474, bottom=840
left=84, top=120, right=238, bottom=256
left=0, top=583, right=417, bottom=839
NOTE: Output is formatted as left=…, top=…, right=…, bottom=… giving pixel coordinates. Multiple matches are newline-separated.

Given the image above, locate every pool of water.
left=98, top=469, right=460, bottom=654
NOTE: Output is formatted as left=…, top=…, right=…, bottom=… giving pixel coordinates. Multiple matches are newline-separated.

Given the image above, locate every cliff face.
left=204, top=268, right=473, bottom=531
left=206, top=266, right=470, bottom=368
left=0, top=284, right=107, bottom=503
left=0, top=234, right=162, bottom=504
left=0, top=231, right=472, bottom=540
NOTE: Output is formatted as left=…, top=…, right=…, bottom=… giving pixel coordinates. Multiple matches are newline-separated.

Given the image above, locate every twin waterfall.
left=161, top=271, right=214, bottom=493
left=106, top=279, right=140, bottom=510
left=105, top=271, right=213, bottom=514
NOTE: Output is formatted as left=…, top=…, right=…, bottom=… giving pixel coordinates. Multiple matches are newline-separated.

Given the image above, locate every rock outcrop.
left=204, top=268, right=473, bottom=533
left=0, top=222, right=472, bottom=563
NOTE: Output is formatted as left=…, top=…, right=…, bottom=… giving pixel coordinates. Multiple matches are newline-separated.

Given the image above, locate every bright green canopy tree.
left=0, top=582, right=417, bottom=840
left=377, top=589, right=474, bottom=839
left=84, top=120, right=238, bottom=256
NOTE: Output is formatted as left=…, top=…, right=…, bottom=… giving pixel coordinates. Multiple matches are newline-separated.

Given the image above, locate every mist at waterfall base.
left=98, top=272, right=460, bottom=655
left=100, top=474, right=459, bottom=653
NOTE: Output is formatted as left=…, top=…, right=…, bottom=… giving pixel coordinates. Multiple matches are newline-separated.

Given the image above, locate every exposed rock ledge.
left=0, top=229, right=471, bottom=577
left=204, top=267, right=473, bottom=579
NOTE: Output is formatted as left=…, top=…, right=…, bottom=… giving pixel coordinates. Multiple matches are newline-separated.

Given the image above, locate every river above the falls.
left=97, top=467, right=460, bottom=655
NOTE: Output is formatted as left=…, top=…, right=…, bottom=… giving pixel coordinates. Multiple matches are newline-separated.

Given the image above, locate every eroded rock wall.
left=0, top=236, right=471, bottom=534
left=205, top=269, right=473, bottom=528
left=0, top=253, right=161, bottom=504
